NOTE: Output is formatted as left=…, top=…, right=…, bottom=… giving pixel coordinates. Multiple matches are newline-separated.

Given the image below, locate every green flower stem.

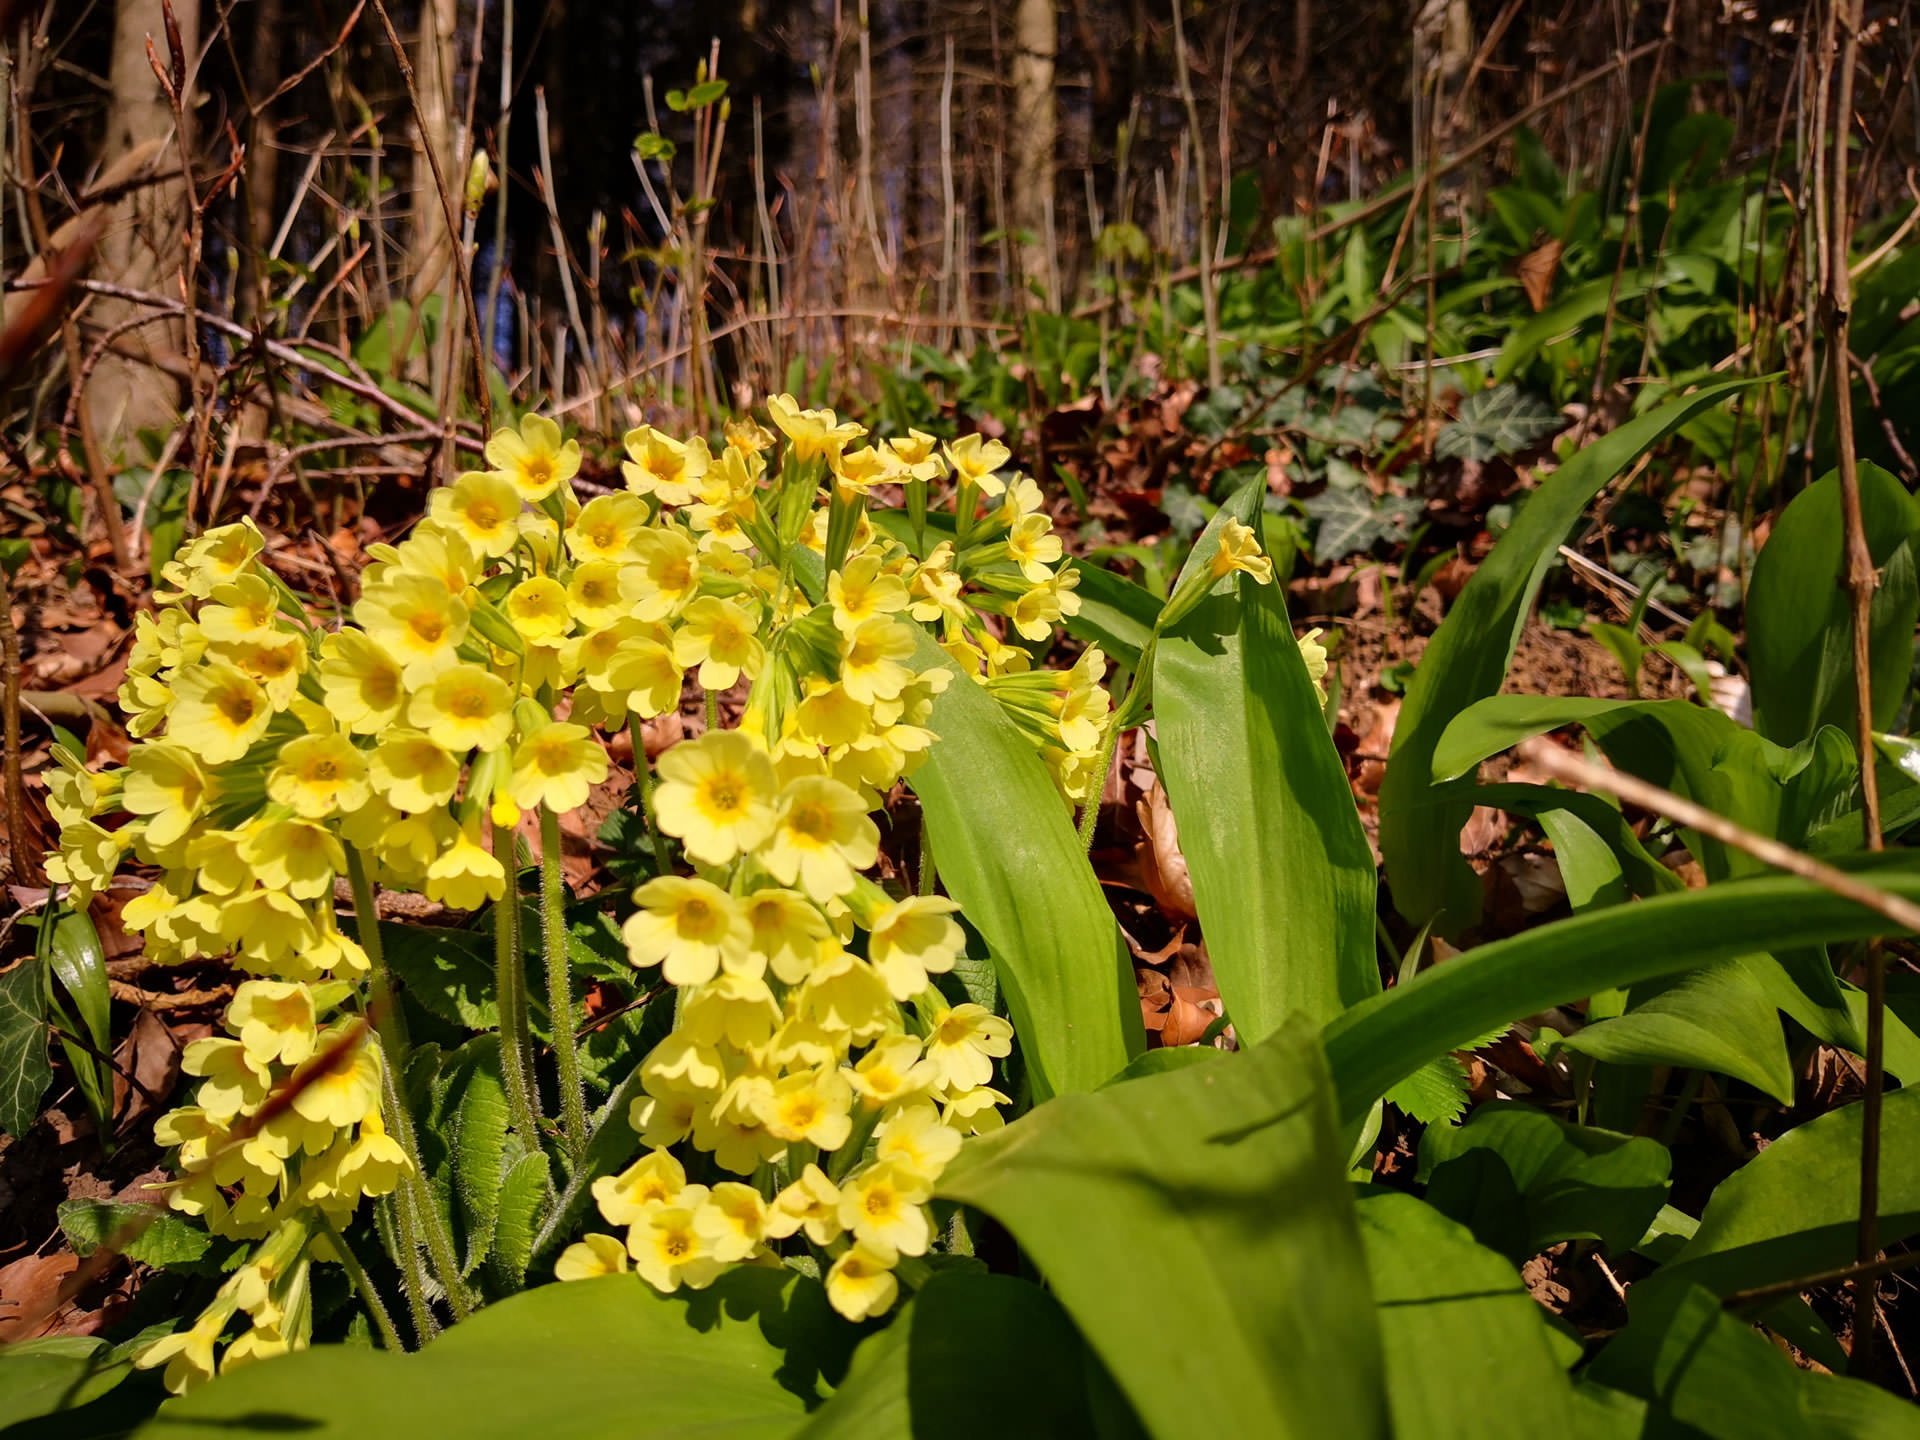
left=321, top=1211, right=406, bottom=1353
left=490, top=817, right=542, bottom=1143
left=386, top=1169, right=438, bottom=1344
left=917, top=809, right=938, bottom=896
left=626, top=717, right=667, bottom=874
left=539, top=803, right=588, bottom=1165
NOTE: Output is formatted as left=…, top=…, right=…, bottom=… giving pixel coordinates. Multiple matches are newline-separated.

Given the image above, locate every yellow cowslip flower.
left=266, top=733, right=370, bottom=819
left=196, top=573, right=278, bottom=648
left=799, top=504, right=874, bottom=558
left=690, top=1107, right=786, bottom=1176
left=945, top=433, right=1012, bottom=496
left=923, top=1002, right=1014, bottom=1092
left=865, top=895, right=964, bottom=1001
left=623, top=876, right=751, bottom=985
left=318, top=630, right=406, bottom=735
left=408, top=664, right=514, bottom=753
left=1009, top=568, right=1082, bottom=642
left=603, top=626, right=684, bottom=718
left=487, top=412, right=580, bottom=502
left=688, top=494, right=755, bottom=552
left=1208, top=517, right=1274, bottom=585
left=800, top=951, right=894, bottom=1043
left=291, top=1026, right=383, bottom=1128
left=1300, top=626, right=1330, bottom=701
left=238, top=817, right=345, bottom=899
left=368, top=730, right=462, bottom=814
left=763, top=1164, right=845, bottom=1245
left=566, top=493, right=650, bottom=563
left=652, top=729, right=779, bottom=866
left=430, top=470, right=524, bottom=559
left=216, top=629, right=308, bottom=711
left=826, top=553, right=911, bottom=635
left=908, top=550, right=969, bottom=628
left=424, top=819, right=506, bottom=909
left=565, top=561, right=636, bottom=630
left=136, top=1305, right=229, bottom=1394
left=767, top=1007, right=839, bottom=1070
left=838, top=618, right=916, bottom=705
left=672, top=596, right=764, bottom=692
left=162, top=518, right=264, bottom=600
left=1056, top=646, right=1110, bottom=753
left=793, top=680, right=873, bottom=750
left=354, top=572, right=470, bottom=685
left=628, top=1197, right=725, bottom=1293
left=628, top=527, right=701, bottom=621
left=830, top=444, right=900, bottom=495
left=387, top=523, right=480, bottom=596
left=45, top=822, right=125, bottom=906
left=1003, top=474, right=1046, bottom=521
left=845, top=1034, right=938, bottom=1110
left=182, top=1037, right=272, bottom=1122
left=873, top=1100, right=963, bottom=1182
left=741, top=887, right=832, bottom=985
left=837, top=1161, right=932, bottom=1263
left=219, top=888, right=318, bottom=974
left=335, top=1115, right=408, bottom=1200
left=622, top=425, right=709, bottom=507
left=555, top=1232, right=630, bottom=1281
left=569, top=618, right=646, bottom=694
left=168, top=663, right=273, bottom=763
left=640, top=1032, right=726, bottom=1097
left=227, top=980, right=318, bottom=1067
left=509, top=722, right=607, bottom=812
left=725, top=416, right=775, bottom=457
left=761, top=777, right=880, bottom=903
left=758, top=1066, right=854, bottom=1150
left=1006, top=513, right=1064, bottom=584
left=305, top=908, right=371, bottom=979
left=122, top=743, right=212, bottom=847
left=693, top=1182, right=767, bottom=1263
left=45, top=747, right=120, bottom=830
left=825, top=1243, right=899, bottom=1322
left=186, top=826, right=252, bottom=896
left=506, top=575, right=574, bottom=645
left=940, top=1083, right=1010, bottom=1135
left=766, top=393, right=865, bottom=463
left=887, top=428, right=946, bottom=482
left=594, top=1148, right=690, bottom=1226
left=628, top=1088, right=699, bottom=1149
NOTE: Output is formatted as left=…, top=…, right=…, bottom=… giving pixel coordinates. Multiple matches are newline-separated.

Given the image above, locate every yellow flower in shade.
left=430, top=470, right=524, bottom=558
left=865, top=896, right=965, bottom=1001
left=1056, top=646, right=1110, bottom=752
left=641, top=1032, right=726, bottom=1096
left=690, top=1108, right=785, bottom=1176
left=168, top=663, right=272, bottom=763
left=197, top=573, right=278, bottom=647
left=566, top=561, right=636, bottom=630
left=509, top=722, right=607, bottom=813
left=761, top=777, right=880, bottom=902
left=628, top=1198, right=725, bottom=1293
left=219, top=889, right=318, bottom=974
left=652, top=730, right=779, bottom=865
left=827, top=553, right=911, bottom=635
left=424, top=820, right=506, bottom=909
left=136, top=1307, right=228, bottom=1394
left=838, top=1161, right=932, bottom=1263
left=945, top=433, right=1012, bottom=496
left=266, top=734, right=370, bottom=819
left=623, top=876, right=751, bottom=985
left=845, top=1034, right=938, bottom=1110
left=621, top=425, right=709, bottom=506
left=487, top=412, right=580, bottom=501
left=1010, top=569, right=1081, bottom=642
left=741, top=887, right=832, bottom=984
left=672, top=596, right=764, bottom=691
left=408, top=664, right=514, bottom=753
left=603, top=627, right=684, bottom=718
left=694, top=1182, right=768, bottom=1263
left=801, top=951, right=894, bottom=1043
left=335, top=1113, right=410, bottom=1198
left=678, top=974, right=781, bottom=1049
left=291, top=1027, right=383, bottom=1128
left=46, top=822, right=127, bottom=905
left=369, top=730, right=462, bottom=813
left=1207, top=517, right=1274, bottom=585
left=227, top=981, right=318, bottom=1067
left=318, top=630, right=406, bottom=735
left=825, top=1243, right=899, bottom=1322
left=555, top=1233, right=630, bottom=1281
left=766, top=393, right=866, bottom=462
left=121, top=743, right=211, bottom=847
left=592, top=1147, right=689, bottom=1225
left=627, top=527, right=701, bottom=621
left=506, top=575, right=574, bottom=644
left=354, top=572, right=470, bottom=685
left=940, top=1084, right=1010, bottom=1135
left=628, top=1088, right=699, bottom=1149
left=237, top=817, right=344, bottom=899
left=1006, top=512, right=1064, bottom=583
left=182, top=1037, right=271, bottom=1121
left=566, top=493, right=650, bottom=562
left=838, top=618, right=916, bottom=705
left=873, top=1100, right=963, bottom=1183
left=758, top=1066, right=854, bottom=1149
left=763, top=1164, right=844, bottom=1245
left=1299, top=627, right=1330, bottom=701
left=924, top=1002, right=1014, bottom=1092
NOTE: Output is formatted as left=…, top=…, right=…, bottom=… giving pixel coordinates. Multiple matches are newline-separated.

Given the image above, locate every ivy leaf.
left=0, top=955, right=50, bottom=1139
left=1436, top=385, right=1562, bottom=463
left=57, top=1199, right=215, bottom=1269
left=1301, top=490, right=1421, bottom=564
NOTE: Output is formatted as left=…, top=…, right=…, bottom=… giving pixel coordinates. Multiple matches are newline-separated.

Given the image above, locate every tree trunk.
left=1009, top=0, right=1057, bottom=307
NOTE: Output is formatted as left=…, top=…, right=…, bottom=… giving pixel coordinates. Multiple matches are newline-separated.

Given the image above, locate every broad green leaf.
left=1418, top=1103, right=1671, bottom=1262
left=936, top=1020, right=1389, bottom=1440
left=142, top=1269, right=856, bottom=1439
left=1064, top=558, right=1159, bottom=667
left=57, top=1199, right=213, bottom=1269
left=1322, top=861, right=1920, bottom=1127
left=1435, top=384, right=1563, bottom=462
left=441, top=1036, right=510, bottom=1276
left=47, top=908, right=109, bottom=1054
left=487, top=1149, right=552, bottom=1292
left=0, top=1336, right=141, bottom=1431
left=1380, top=377, right=1754, bottom=933
left=1491, top=259, right=1713, bottom=383
left=1477, top=782, right=1685, bottom=900
left=1746, top=462, right=1920, bottom=747
left=1155, top=487, right=1379, bottom=1041
left=795, top=1272, right=1104, bottom=1439
left=908, top=629, right=1141, bottom=1097
left=0, top=954, right=50, bottom=1138
left=379, top=923, right=509, bottom=1031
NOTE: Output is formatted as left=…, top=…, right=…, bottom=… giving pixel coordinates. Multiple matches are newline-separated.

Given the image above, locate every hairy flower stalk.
left=540, top=803, right=588, bottom=1162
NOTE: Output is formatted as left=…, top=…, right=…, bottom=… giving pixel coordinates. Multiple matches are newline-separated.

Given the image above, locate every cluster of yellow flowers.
left=50, top=394, right=1119, bottom=1381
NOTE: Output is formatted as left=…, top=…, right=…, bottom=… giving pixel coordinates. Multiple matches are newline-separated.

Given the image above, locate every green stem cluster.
left=540, top=804, right=588, bottom=1164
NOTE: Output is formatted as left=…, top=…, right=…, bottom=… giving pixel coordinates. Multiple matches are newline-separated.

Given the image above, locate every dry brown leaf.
left=0, top=1252, right=78, bottom=1341
left=1133, top=782, right=1196, bottom=921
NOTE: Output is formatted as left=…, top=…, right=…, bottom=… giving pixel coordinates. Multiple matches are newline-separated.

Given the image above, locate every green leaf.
left=1321, top=860, right=1920, bottom=1127
left=1492, top=259, right=1712, bottom=384
left=529, top=1062, right=648, bottom=1269
left=1379, top=377, right=1754, bottom=933
left=379, top=923, right=506, bottom=1030
left=908, top=629, right=1141, bottom=1098
left=1746, top=462, right=1920, bottom=747
left=57, top=1199, right=213, bottom=1269
left=1435, top=384, right=1563, bottom=462
left=47, top=907, right=109, bottom=1053
left=936, top=1019, right=1389, bottom=1440
left=1419, top=1103, right=1671, bottom=1262
left=0, top=1336, right=141, bottom=1431
left=1383, top=1053, right=1471, bottom=1126
left=1155, top=487, right=1379, bottom=1042
left=1064, top=559, right=1160, bottom=667
left=439, top=1036, right=511, bottom=1276
left=487, top=1150, right=552, bottom=1293
left=1299, top=488, right=1418, bottom=564
left=1477, top=782, right=1685, bottom=901
left=141, top=1269, right=856, bottom=1438
left=0, top=954, right=50, bottom=1138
